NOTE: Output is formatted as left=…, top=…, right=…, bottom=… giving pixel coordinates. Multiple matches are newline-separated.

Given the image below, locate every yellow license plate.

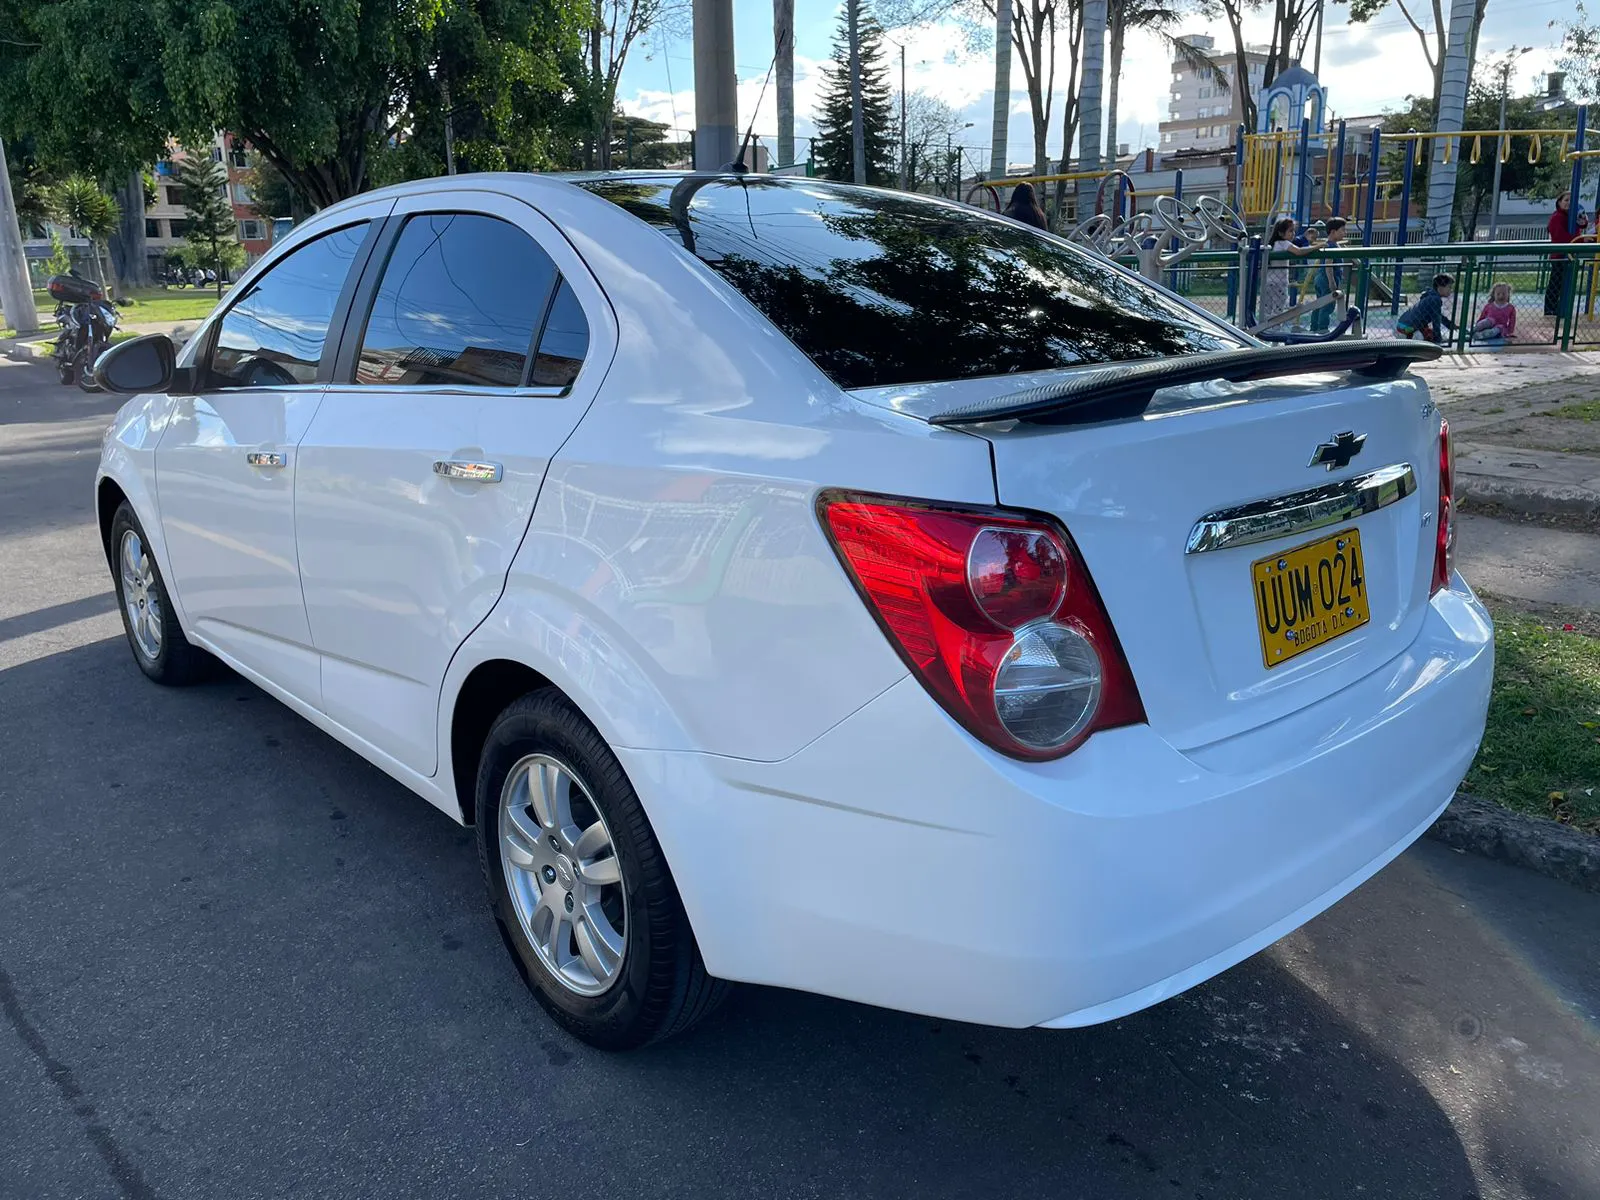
left=1252, top=527, right=1370, bottom=668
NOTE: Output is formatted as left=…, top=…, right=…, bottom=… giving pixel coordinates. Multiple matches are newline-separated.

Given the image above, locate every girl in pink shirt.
left=1472, top=282, right=1516, bottom=343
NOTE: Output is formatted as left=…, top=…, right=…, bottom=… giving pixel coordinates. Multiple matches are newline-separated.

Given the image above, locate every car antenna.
left=725, top=54, right=777, bottom=175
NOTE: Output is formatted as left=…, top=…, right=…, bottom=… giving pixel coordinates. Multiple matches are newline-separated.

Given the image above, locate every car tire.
left=109, top=502, right=212, bottom=685
left=476, top=688, right=727, bottom=1050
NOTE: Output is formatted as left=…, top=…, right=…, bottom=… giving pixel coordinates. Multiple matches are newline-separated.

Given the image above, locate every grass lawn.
left=23, top=285, right=223, bottom=326
left=1464, top=600, right=1600, bottom=832
left=114, top=286, right=225, bottom=323
left=1555, top=400, right=1600, bottom=421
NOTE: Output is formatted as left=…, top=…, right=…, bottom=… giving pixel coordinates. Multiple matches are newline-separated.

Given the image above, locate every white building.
left=1160, top=34, right=1269, bottom=154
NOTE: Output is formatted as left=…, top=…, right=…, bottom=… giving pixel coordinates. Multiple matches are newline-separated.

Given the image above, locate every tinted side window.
left=355, top=213, right=557, bottom=388
left=209, top=223, right=369, bottom=388
left=578, top=179, right=1245, bottom=389
left=531, top=279, right=590, bottom=389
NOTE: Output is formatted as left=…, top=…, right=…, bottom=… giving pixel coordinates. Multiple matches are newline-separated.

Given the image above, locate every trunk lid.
left=857, top=369, right=1443, bottom=751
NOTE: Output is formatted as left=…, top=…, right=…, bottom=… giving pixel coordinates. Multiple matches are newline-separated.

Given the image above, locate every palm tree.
left=49, top=175, right=121, bottom=298
left=1106, top=1, right=1230, bottom=165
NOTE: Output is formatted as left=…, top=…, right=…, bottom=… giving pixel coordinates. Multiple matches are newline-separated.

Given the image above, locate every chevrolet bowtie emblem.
left=1309, top=431, right=1366, bottom=471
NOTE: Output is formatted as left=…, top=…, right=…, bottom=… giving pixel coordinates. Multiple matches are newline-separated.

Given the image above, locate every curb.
left=2, top=339, right=52, bottom=363
left=1456, top=472, right=1600, bottom=521
left=1425, top=792, right=1600, bottom=892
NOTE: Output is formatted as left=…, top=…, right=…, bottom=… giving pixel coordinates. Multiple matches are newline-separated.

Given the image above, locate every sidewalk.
left=2, top=320, right=202, bottom=364
left=1413, top=352, right=1600, bottom=520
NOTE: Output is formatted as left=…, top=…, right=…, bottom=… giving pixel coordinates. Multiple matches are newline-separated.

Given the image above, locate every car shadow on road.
left=0, top=638, right=1485, bottom=1200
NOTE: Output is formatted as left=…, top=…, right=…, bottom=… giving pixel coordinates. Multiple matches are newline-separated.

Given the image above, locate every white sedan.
left=92, top=172, right=1492, bottom=1049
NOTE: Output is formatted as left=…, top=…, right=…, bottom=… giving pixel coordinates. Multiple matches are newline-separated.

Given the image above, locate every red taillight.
left=817, top=491, right=1145, bottom=760
left=1431, top=418, right=1454, bottom=595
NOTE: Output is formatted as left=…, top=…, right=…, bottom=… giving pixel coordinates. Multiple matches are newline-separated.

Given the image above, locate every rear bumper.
left=618, top=586, right=1493, bottom=1029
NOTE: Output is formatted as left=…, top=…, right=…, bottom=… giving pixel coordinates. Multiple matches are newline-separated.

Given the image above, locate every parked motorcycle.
left=46, top=272, right=119, bottom=391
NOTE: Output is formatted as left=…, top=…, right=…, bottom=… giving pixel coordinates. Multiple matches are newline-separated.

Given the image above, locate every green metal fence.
left=1153, top=240, right=1600, bottom=352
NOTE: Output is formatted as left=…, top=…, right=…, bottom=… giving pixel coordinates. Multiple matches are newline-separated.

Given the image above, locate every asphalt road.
left=3, top=354, right=1598, bottom=1200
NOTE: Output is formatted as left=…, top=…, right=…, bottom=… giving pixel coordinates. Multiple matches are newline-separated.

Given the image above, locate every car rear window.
left=576, top=177, right=1245, bottom=389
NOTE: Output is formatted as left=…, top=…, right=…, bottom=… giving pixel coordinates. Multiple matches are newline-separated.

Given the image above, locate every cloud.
left=616, top=2, right=1567, bottom=177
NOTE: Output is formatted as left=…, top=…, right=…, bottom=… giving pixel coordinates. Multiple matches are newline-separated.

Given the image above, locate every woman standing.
left=1544, top=192, right=1590, bottom=316
left=1003, top=183, right=1049, bottom=231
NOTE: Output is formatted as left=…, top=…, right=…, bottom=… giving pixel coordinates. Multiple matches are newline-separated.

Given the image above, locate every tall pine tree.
left=174, top=149, right=245, bottom=298
left=812, top=7, right=896, bottom=186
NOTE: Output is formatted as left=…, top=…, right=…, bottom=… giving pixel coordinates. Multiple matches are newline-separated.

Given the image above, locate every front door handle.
left=246, top=451, right=286, bottom=468
left=433, top=459, right=503, bottom=483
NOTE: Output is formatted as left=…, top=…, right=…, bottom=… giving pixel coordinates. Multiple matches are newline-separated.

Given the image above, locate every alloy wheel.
left=498, top=754, right=628, bottom=997
left=119, top=530, right=163, bottom=662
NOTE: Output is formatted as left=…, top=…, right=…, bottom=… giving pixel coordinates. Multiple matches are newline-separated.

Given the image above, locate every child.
left=1471, top=282, right=1517, bottom=343
left=1396, top=273, right=1456, bottom=344
left=1259, top=216, right=1321, bottom=325
left=1309, top=217, right=1348, bottom=332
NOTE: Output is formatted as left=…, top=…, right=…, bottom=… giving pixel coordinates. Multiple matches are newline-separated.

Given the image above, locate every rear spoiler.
left=926, top=341, right=1442, bottom=427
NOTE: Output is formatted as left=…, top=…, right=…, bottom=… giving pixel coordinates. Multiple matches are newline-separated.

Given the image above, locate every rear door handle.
left=246, top=451, right=286, bottom=468
left=433, top=460, right=503, bottom=483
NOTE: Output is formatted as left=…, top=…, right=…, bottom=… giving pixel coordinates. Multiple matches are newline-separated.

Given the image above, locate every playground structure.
left=961, top=95, right=1600, bottom=351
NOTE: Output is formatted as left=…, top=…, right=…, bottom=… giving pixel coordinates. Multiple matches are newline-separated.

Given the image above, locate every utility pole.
left=693, top=0, right=738, bottom=169
left=1422, top=0, right=1477, bottom=243
left=441, top=77, right=457, bottom=175
left=775, top=0, right=794, bottom=168
left=848, top=0, right=866, bottom=184
left=900, top=42, right=908, bottom=190
left=989, top=2, right=1012, bottom=179
left=1313, top=0, right=1325, bottom=77
left=0, top=136, right=40, bottom=336
left=1488, top=50, right=1527, bottom=241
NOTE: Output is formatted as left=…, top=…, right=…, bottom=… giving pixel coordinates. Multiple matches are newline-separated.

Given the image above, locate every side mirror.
left=92, top=334, right=178, bottom=394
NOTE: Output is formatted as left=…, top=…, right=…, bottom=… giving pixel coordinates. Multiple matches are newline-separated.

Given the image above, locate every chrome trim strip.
left=1185, top=463, right=1415, bottom=555
left=433, top=459, right=503, bottom=483
left=323, top=384, right=569, bottom=399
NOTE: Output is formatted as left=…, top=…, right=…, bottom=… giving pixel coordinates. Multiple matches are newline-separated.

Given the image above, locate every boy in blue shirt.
left=1396, top=273, right=1456, bottom=343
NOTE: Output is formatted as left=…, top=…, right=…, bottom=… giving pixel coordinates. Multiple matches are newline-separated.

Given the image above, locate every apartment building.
left=144, top=132, right=272, bottom=276
left=1159, top=34, right=1269, bottom=154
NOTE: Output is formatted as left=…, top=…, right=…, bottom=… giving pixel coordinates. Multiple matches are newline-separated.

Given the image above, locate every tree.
left=1378, top=84, right=1569, bottom=238
left=1, top=0, right=591, bottom=215
left=1338, top=0, right=1489, bottom=123
left=111, top=173, right=152, bottom=288
left=44, top=230, right=72, bottom=278
left=583, top=0, right=687, bottom=168
left=1454, top=82, right=1569, bottom=234
left=609, top=114, right=691, bottom=168
left=1107, top=8, right=1227, bottom=166
left=1197, top=0, right=1320, bottom=130
left=815, top=10, right=897, bottom=185
left=173, top=151, right=243, bottom=298
left=0, top=0, right=175, bottom=182
left=6, top=155, right=52, bottom=238
left=244, top=153, right=301, bottom=222
left=901, top=90, right=968, bottom=191
left=49, top=175, right=120, bottom=295
left=1557, top=0, right=1600, bottom=103
left=957, top=0, right=1062, bottom=177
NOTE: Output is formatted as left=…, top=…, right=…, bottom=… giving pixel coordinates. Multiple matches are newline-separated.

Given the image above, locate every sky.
left=616, top=0, right=1577, bottom=171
